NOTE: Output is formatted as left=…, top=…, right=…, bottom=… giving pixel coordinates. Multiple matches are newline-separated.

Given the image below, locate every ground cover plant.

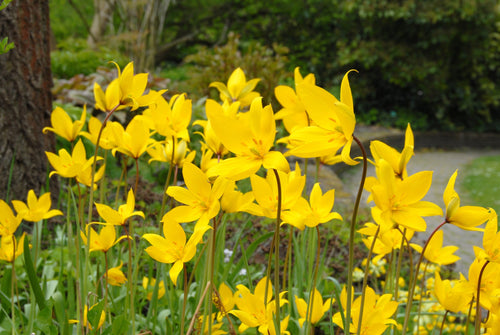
left=0, top=62, right=498, bottom=335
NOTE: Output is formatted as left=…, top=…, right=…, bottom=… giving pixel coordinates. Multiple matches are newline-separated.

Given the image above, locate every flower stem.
left=345, top=135, right=368, bottom=334
left=11, top=237, right=16, bottom=335
left=439, top=310, right=449, bottom=335
left=475, top=260, right=490, bottom=335
left=305, top=226, right=322, bottom=335
left=181, top=263, right=188, bottom=335
left=402, top=220, right=447, bottom=334
left=272, top=168, right=282, bottom=334
left=356, top=225, right=380, bottom=335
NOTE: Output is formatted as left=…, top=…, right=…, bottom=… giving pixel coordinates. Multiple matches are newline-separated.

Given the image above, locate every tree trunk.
left=0, top=0, right=55, bottom=201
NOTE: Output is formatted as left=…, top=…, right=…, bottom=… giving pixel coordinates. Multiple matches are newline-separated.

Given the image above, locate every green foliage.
left=463, top=155, right=500, bottom=214
left=49, top=0, right=93, bottom=41
left=0, top=0, right=13, bottom=55
left=330, top=0, right=500, bottom=131
left=0, top=37, right=14, bottom=54
left=51, top=39, right=128, bottom=78
left=184, top=32, right=290, bottom=106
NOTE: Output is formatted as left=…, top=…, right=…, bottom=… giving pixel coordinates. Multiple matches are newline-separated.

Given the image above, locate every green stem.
left=356, top=225, right=380, bottom=335
left=394, top=230, right=405, bottom=301
left=402, top=220, right=447, bottom=335
left=181, top=263, right=188, bottom=335
left=345, top=135, right=368, bottom=334
left=305, top=226, right=322, bottom=335
left=160, top=136, right=176, bottom=218
left=134, top=158, right=140, bottom=195
left=11, top=237, right=16, bottom=335
left=475, top=260, right=490, bottom=335
left=272, top=168, right=283, bottom=334
left=85, top=103, right=120, bottom=324
left=416, top=261, right=430, bottom=335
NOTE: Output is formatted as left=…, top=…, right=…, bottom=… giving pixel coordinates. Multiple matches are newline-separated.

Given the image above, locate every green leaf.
left=111, top=314, right=129, bottom=334
left=87, top=300, right=104, bottom=332
left=0, top=37, right=14, bottom=54
left=34, top=301, right=57, bottom=335
left=0, top=0, right=13, bottom=11
left=23, top=236, right=47, bottom=310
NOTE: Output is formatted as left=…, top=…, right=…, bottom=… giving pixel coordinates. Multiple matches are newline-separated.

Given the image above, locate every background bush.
left=50, top=0, right=500, bottom=132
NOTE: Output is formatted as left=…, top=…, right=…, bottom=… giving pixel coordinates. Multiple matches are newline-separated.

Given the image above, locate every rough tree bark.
left=0, top=0, right=55, bottom=201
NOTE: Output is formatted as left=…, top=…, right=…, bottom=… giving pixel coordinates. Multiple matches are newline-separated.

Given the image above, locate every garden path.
left=338, top=148, right=500, bottom=275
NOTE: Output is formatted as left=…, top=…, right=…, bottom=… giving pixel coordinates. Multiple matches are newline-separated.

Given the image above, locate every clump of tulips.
left=0, top=62, right=496, bottom=335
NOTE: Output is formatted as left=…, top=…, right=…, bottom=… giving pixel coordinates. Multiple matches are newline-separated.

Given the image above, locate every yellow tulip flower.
left=193, top=119, right=229, bottom=158
left=142, top=94, right=192, bottom=141
left=147, top=138, right=196, bottom=167
left=295, top=288, right=332, bottom=327
left=111, top=116, right=153, bottom=159
left=411, top=230, right=460, bottom=265
left=0, top=200, right=22, bottom=236
left=370, top=159, right=442, bottom=232
left=433, top=271, right=473, bottom=314
left=467, top=258, right=500, bottom=311
left=206, top=97, right=290, bottom=181
left=220, top=181, right=254, bottom=214
left=106, top=261, right=127, bottom=287
left=209, top=67, right=261, bottom=107
left=474, top=209, right=500, bottom=263
left=214, top=282, right=235, bottom=321
left=93, top=189, right=144, bottom=226
left=0, top=233, right=26, bottom=262
left=274, top=67, right=315, bottom=133
left=93, top=61, right=165, bottom=112
left=43, top=105, right=86, bottom=142
left=46, top=139, right=101, bottom=179
left=195, top=314, right=228, bottom=335
left=246, top=163, right=305, bottom=219
left=286, top=70, right=358, bottom=165
left=142, top=277, right=165, bottom=300
left=282, top=182, right=342, bottom=230
left=79, top=117, right=117, bottom=150
left=370, top=123, right=414, bottom=179
left=80, top=224, right=129, bottom=253
left=11, top=190, right=62, bottom=222
left=332, top=286, right=399, bottom=335
left=142, top=217, right=210, bottom=285
left=444, top=170, right=491, bottom=230
left=230, top=276, right=288, bottom=334
left=166, top=162, right=227, bottom=229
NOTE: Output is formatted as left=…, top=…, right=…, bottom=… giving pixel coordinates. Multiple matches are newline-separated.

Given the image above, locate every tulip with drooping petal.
left=411, top=230, right=460, bottom=266
left=444, top=170, right=491, bottom=231
left=106, top=262, right=127, bottom=287
left=0, top=233, right=26, bottom=262
left=80, top=224, right=129, bottom=253
left=0, top=200, right=22, bottom=236
left=142, top=217, right=211, bottom=285
left=295, top=287, right=332, bottom=327
left=93, top=189, right=144, bottom=226
left=433, top=271, right=473, bottom=314
left=43, top=105, right=86, bottom=142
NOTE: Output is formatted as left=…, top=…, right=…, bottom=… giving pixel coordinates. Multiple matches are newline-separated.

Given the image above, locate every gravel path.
left=338, top=149, right=500, bottom=274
